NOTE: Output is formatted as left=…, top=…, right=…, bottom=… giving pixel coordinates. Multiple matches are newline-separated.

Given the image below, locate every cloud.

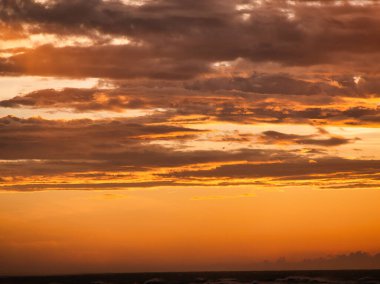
left=3, top=1, right=380, bottom=78
left=187, top=73, right=338, bottom=96
left=163, top=157, right=380, bottom=180
left=0, top=115, right=204, bottom=160
left=253, top=251, right=380, bottom=271
left=0, top=44, right=210, bottom=79
left=0, top=115, right=302, bottom=189
left=0, top=87, right=146, bottom=111
left=187, top=73, right=380, bottom=98
left=1, top=1, right=380, bottom=191
left=258, top=130, right=355, bottom=147
left=2, top=86, right=380, bottom=126
left=213, top=104, right=380, bottom=126
left=0, top=115, right=378, bottom=190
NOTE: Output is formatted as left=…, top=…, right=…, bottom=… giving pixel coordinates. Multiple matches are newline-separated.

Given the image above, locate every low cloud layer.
left=0, top=115, right=378, bottom=191
left=1, top=86, right=380, bottom=126
left=251, top=251, right=380, bottom=271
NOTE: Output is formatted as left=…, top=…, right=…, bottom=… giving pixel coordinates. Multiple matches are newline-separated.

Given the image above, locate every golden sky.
left=1, top=0, right=380, bottom=275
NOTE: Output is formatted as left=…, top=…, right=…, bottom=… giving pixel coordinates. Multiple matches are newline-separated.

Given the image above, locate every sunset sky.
left=1, top=0, right=380, bottom=276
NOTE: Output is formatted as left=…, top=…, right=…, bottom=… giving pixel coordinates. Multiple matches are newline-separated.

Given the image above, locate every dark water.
left=1, top=270, right=380, bottom=284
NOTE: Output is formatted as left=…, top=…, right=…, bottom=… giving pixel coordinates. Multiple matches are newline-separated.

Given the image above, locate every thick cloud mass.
left=1, top=0, right=380, bottom=191
left=2, top=0, right=380, bottom=78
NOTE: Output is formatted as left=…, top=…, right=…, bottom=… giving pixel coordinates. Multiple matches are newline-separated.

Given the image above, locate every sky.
left=1, top=0, right=380, bottom=275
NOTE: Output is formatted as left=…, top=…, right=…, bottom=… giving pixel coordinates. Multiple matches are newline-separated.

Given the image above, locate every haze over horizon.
left=1, top=0, right=380, bottom=276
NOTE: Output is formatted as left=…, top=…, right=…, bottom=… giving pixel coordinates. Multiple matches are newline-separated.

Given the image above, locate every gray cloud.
left=250, top=251, right=380, bottom=271
left=187, top=74, right=380, bottom=97
left=259, top=130, right=355, bottom=147
left=163, top=158, right=380, bottom=179
left=2, top=86, right=380, bottom=126
left=1, top=0, right=380, bottom=191
left=187, top=73, right=337, bottom=96
left=2, top=1, right=380, bottom=79
left=0, top=116, right=299, bottom=183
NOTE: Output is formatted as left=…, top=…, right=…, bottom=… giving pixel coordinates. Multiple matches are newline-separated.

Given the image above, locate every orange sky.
left=1, top=187, right=380, bottom=275
left=1, top=0, right=380, bottom=275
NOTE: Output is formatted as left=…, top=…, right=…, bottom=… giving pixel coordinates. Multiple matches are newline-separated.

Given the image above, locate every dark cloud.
left=250, top=251, right=380, bottom=271
left=1, top=1, right=380, bottom=191
left=0, top=0, right=234, bottom=38
left=2, top=1, right=380, bottom=78
left=0, top=115, right=202, bottom=160
left=187, top=73, right=337, bottom=96
left=213, top=104, right=380, bottom=125
left=163, top=158, right=380, bottom=179
left=259, top=130, right=355, bottom=147
left=0, top=86, right=214, bottom=111
left=0, top=88, right=136, bottom=111
left=0, top=44, right=210, bottom=79
left=0, top=115, right=298, bottom=179
left=187, top=74, right=380, bottom=97
left=0, top=115, right=377, bottom=190
left=2, top=86, right=380, bottom=126
left=0, top=145, right=293, bottom=176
